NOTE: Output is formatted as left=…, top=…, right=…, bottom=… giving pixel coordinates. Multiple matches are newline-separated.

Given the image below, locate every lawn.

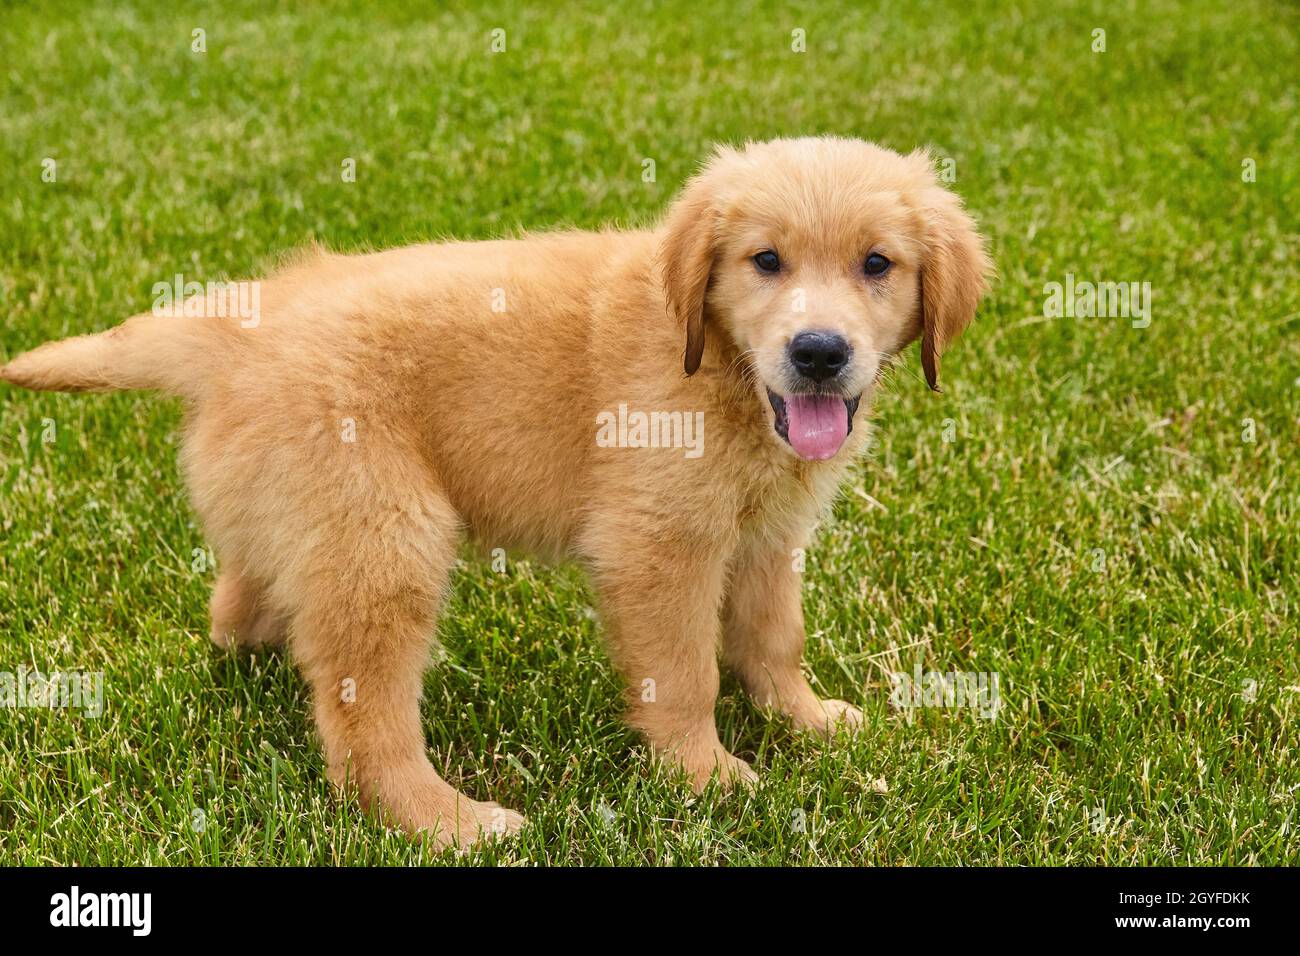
left=0, top=0, right=1296, bottom=866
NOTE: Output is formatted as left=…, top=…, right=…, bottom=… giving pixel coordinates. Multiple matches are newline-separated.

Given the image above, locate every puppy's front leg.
left=723, top=536, right=863, bottom=736
left=588, top=532, right=757, bottom=792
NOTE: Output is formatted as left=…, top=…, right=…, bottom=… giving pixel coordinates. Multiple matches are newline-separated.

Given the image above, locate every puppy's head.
left=660, top=137, right=991, bottom=461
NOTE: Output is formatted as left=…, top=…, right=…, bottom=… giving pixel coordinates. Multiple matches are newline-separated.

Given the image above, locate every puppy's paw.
left=412, top=799, right=525, bottom=851
left=209, top=617, right=286, bottom=652
left=795, top=698, right=864, bottom=738
left=719, top=754, right=760, bottom=791
left=367, top=780, right=525, bottom=851
left=208, top=572, right=286, bottom=651
left=822, top=698, right=864, bottom=731
left=209, top=625, right=240, bottom=652
left=461, top=799, right=526, bottom=845
left=680, top=748, right=759, bottom=795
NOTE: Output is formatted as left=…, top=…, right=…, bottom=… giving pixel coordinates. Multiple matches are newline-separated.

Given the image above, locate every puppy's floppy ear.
left=915, top=176, right=993, bottom=391
left=659, top=165, right=720, bottom=376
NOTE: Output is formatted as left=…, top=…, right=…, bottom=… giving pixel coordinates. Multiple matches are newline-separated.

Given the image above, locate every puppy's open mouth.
left=767, top=390, right=861, bottom=461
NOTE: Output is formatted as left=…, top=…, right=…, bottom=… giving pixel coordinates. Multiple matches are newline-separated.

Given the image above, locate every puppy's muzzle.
left=766, top=330, right=861, bottom=462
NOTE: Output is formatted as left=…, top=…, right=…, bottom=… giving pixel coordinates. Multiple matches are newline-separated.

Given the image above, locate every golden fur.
left=1, top=136, right=991, bottom=847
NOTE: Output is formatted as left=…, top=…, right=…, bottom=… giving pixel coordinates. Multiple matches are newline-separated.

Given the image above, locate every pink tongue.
left=785, top=394, right=849, bottom=460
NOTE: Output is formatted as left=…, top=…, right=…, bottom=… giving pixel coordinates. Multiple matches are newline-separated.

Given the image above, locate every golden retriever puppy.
left=1, top=136, right=990, bottom=848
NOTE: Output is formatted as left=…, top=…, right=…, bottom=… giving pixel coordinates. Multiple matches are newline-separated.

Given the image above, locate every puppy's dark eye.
left=753, top=250, right=781, bottom=274
left=864, top=253, right=891, bottom=277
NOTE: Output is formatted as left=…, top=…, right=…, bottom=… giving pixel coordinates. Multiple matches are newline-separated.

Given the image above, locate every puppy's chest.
left=731, top=462, right=846, bottom=545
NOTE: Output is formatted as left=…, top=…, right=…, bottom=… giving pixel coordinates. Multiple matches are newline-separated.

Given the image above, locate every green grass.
left=1, top=0, right=1297, bottom=865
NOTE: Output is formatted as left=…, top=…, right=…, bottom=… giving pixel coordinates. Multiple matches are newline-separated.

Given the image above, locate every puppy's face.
left=661, top=137, right=991, bottom=461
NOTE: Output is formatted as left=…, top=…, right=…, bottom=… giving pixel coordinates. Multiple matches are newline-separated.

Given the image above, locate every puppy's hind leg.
left=289, top=490, right=523, bottom=849
left=209, top=566, right=288, bottom=651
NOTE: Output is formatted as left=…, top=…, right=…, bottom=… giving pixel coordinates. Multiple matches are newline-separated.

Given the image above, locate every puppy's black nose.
left=788, top=331, right=851, bottom=382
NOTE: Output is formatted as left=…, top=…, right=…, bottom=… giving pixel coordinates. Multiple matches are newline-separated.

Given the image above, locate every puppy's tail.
left=1, top=308, right=220, bottom=398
